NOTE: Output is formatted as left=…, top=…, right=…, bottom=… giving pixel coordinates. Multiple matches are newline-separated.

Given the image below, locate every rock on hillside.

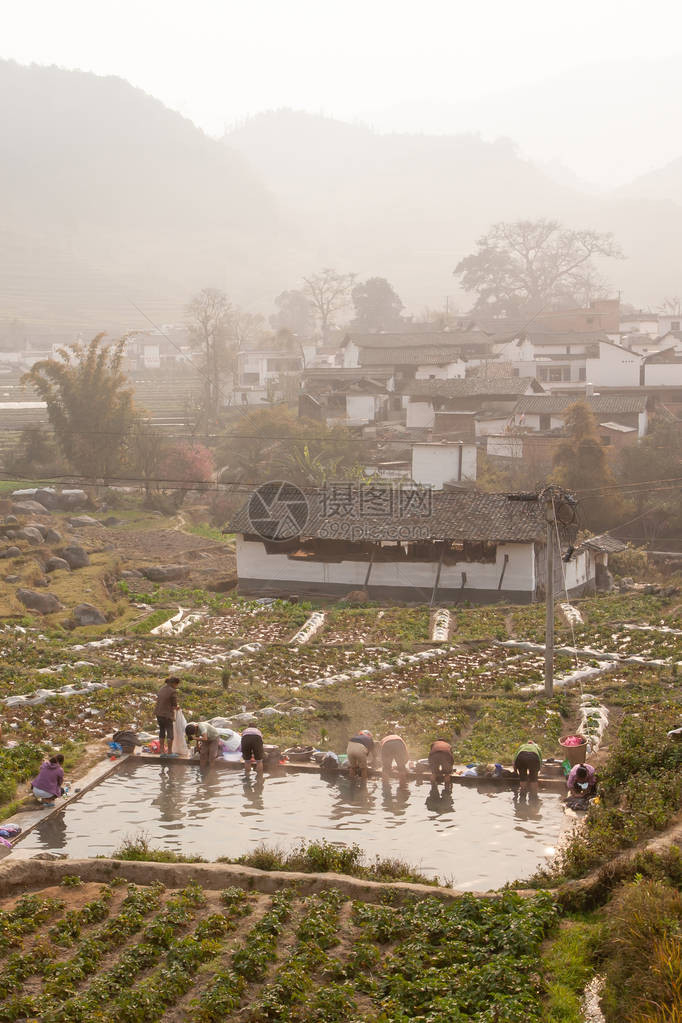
left=17, top=589, right=62, bottom=614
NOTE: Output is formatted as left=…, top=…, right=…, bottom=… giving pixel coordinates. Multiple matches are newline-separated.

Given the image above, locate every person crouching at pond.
left=185, top=721, right=220, bottom=769
left=347, top=730, right=375, bottom=781
left=155, top=675, right=180, bottom=755
left=241, top=725, right=264, bottom=778
left=380, top=733, right=408, bottom=785
left=31, top=754, right=65, bottom=803
left=514, top=740, right=542, bottom=797
left=428, top=739, right=454, bottom=788
left=567, top=763, right=597, bottom=799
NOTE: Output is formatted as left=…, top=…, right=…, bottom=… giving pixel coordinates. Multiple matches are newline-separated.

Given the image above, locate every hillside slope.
left=0, top=61, right=289, bottom=331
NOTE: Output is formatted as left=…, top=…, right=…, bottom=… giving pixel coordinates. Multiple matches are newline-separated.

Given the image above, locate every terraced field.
left=0, top=876, right=556, bottom=1022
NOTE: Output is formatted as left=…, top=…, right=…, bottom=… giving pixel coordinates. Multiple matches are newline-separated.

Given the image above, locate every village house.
left=233, top=346, right=303, bottom=405
left=298, top=367, right=396, bottom=426
left=342, top=330, right=495, bottom=382
left=512, top=393, right=648, bottom=437
left=403, top=376, right=544, bottom=435
left=230, top=487, right=606, bottom=604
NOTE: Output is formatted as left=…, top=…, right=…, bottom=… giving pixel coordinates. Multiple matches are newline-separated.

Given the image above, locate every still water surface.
left=19, top=762, right=566, bottom=889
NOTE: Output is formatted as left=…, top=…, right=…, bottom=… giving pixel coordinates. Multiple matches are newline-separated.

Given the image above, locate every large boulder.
left=35, top=488, right=61, bottom=509
left=45, top=528, right=62, bottom=544
left=68, top=515, right=100, bottom=527
left=46, top=557, right=70, bottom=573
left=143, top=564, right=190, bottom=583
left=26, top=523, right=48, bottom=538
left=60, top=545, right=90, bottom=569
left=16, top=589, right=62, bottom=614
left=15, top=527, right=44, bottom=545
left=12, top=500, right=50, bottom=516
left=72, top=603, right=106, bottom=626
left=59, top=489, right=88, bottom=508
left=0, top=546, right=21, bottom=560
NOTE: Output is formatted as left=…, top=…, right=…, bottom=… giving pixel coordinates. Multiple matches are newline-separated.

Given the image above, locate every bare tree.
left=659, top=296, right=682, bottom=316
left=186, top=288, right=232, bottom=419
left=302, top=268, right=356, bottom=340
left=454, top=219, right=622, bottom=317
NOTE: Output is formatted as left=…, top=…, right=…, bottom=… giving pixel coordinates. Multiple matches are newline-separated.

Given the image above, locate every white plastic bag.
left=172, top=708, right=189, bottom=756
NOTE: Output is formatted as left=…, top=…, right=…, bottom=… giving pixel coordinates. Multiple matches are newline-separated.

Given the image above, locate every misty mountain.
left=0, top=60, right=287, bottom=331
left=619, top=155, right=682, bottom=205
left=360, top=55, right=682, bottom=190
left=227, top=110, right=682, bottom=311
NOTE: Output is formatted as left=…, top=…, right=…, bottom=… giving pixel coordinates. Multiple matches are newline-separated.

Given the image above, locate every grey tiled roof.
left=515, top=395, right=646, bottom=414
left=231, top=487, right=553, bottom=543
left=350, top=331, right=493, bottom=351
left=580, top=534, right=627, bottom=554
left=403, top=376, right=538, bottom=398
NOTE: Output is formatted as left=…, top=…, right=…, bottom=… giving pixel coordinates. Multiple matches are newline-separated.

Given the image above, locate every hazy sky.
left=4, top=0, right=682, bottom=181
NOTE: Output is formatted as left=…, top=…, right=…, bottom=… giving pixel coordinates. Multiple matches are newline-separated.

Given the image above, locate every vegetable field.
left=0, top=877, right=556, bottom=1022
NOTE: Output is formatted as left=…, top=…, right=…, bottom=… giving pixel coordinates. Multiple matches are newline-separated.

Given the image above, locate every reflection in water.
left=426, top=783, right=454, bottom=816
left=513, top=791, right=544, bottom=823
left=16, top=762, right=567, bottom=889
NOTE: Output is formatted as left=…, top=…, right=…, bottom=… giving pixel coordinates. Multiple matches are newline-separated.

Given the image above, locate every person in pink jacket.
left=31, top=755, right=65, bottom=803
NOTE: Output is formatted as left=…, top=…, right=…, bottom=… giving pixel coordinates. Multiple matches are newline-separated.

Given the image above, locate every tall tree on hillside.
left=454, top=219, right=622, bottom=317
left=618, top=419, right=682, bottom=541
left=186, top=288, right=233, bottom=419
left=551, top=401, right=625, bottom=530
left=302, top=268, right=356, bottom=340
left=270, top=290, right=314, bottom=337
left=24, top=335, right=135, bottom=482
left=351, top=277, right=404, bottom=332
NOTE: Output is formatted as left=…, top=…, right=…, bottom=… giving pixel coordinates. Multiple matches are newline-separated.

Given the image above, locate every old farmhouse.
left=230, top=487, right=609, bottom=605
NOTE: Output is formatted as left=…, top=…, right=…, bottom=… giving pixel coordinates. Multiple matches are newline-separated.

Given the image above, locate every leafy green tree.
left=551, top=401, right=625, bottom=530
left=454, top=219, right=622, bottom=316
left=270, top=290, right=314, bottom=337
left=24, top=334, right=135, bottom=482
left=216, top=406, right=365, bottom=487
left=351, top=277, right=404, bottom=332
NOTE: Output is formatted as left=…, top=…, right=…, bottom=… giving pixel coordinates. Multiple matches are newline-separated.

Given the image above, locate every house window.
left=562, top=367, right=571, bottom=381
left=549, top=367, right=564, bottom=382
left=540, top=414, right=551, bottom=430
left=672, top=321, right=680, bottom=331
left=241, top=372, right=259, bottom=384
left=566, top=346, right=571, bottom=354
left=538, top=366, right=549, bottom=381
left=579, top=368, right=586, bottom=381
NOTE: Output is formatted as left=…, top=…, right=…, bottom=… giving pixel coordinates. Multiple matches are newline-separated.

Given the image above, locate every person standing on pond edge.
left=428, top=739, right=454, bottom=787
left=185, top=721, right=220, bottom=769
left=155, top=676, right=181, bottom=755
left=514, top=739, right=542, bottom=796
left=347, top=730, right=375, bottom=781
left=380, top=733, right=408, bottom=784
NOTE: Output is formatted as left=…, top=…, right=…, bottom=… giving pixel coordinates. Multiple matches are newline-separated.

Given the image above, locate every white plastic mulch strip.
left=496, top=638, right=679, bottom=669
left=558, top=602, right=584, bottom=626
left=430, top=609, right=451, bottom=642
left=290, top=612, right=326, bottom=645
left=577, top=695, right=609, bottom=752
left=303, top=646, right=448, bottom=690
left=521, top=662, right=618, bottom=693
left=150, top=607, right=205, bottom=636
left=623, top=622, right=682, bottom=636
left=581, top=975, right=606, bottom=1023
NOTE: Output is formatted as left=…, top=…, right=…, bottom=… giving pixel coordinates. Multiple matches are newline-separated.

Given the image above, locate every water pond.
left=18, top=761, right=566, bottom=889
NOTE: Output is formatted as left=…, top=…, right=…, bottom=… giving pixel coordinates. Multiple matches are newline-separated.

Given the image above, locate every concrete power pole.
left=544, top=506, right=555, bottom=696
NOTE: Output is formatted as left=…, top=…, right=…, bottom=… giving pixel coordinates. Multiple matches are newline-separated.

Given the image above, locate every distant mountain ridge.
left=1, top=62, right=682, bottom=331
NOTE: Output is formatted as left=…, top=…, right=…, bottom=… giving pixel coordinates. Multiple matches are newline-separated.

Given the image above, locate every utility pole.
left=544, top=505, right=555, bottom=696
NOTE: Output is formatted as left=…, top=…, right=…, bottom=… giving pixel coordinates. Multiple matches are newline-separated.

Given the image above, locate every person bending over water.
left=567, top=763, right=598, bottom=798
left=428, top=739, right=454, bottom=788
left=185, top=721, right=220, bottom=769
left=346, top=730, right=375, bottom=781
left=379, top=733, right=409, bottom=784
left=241, top=725, right=264, bottom=778
left=514, top=740, right=542, bottom=797
left=31, top=755, right=66, bottom=803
